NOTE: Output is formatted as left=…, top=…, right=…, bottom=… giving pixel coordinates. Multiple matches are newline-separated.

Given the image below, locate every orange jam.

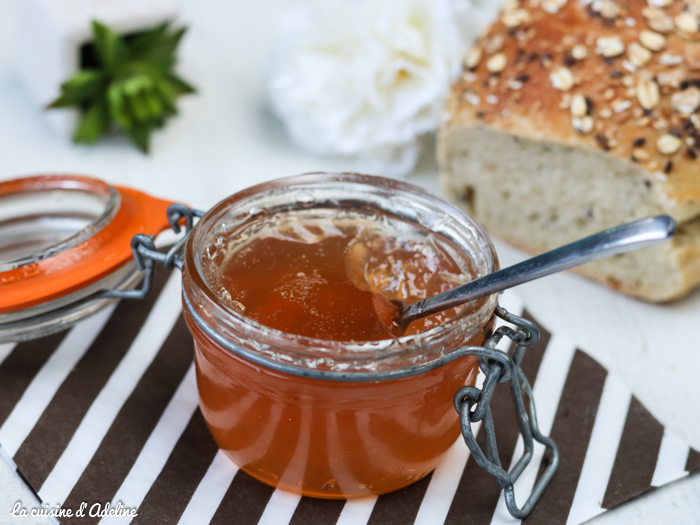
left=188, top=326, right=487, bottom=499
left=206, top=212, right=470, bottom=340
left=183, top=174, right=499, bottom=499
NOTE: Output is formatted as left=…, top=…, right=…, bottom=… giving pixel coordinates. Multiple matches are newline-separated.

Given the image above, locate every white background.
left=0, top=0, right=698, bottom=523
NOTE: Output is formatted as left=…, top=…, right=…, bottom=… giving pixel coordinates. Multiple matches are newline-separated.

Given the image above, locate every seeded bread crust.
left=439, top=0, right=700, bottom=301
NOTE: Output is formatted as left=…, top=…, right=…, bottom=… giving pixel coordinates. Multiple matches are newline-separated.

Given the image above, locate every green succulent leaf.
left=130, top=23, right=186, bottom=71
left=128, top=91, right=152, bottom=123
left=47, top=19, right=194, bottom=153
left=124, top=124, right=151, bottom=153
left=155, top=79, right=177, bottom=110
left=92, top=21, right=130, bottom=73
left=144, top=91, right=164, bottom=119
left=107, top=81, right=133, bottom=130
left=48, top=70, right=106, bottom=108
left=129, top=22, right=169, bottom=57
left=122, top=74, right=154, bottom=96
left=73, top=100, right=110, bottom=144
left=166, top=74, right=196, bottom=95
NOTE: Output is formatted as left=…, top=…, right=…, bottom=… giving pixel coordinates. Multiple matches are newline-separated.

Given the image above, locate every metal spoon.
left=380, top=215, right=677, bottom=333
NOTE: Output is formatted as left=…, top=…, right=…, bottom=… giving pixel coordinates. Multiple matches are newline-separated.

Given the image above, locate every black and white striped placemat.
left=0, top=271, right=698, bottom=525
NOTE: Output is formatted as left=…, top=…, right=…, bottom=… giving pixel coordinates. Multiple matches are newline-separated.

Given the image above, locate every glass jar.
left=180, top=173, right=500, bottom=498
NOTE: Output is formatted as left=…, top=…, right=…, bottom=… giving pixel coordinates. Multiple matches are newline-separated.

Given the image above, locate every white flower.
left=268, top=0, right=465, bottom=177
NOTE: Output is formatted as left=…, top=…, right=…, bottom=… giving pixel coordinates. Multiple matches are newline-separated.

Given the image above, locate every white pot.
left=15, top=0, right=180, bottom=137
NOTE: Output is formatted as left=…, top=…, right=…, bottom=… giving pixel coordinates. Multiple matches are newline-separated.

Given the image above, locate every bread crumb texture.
left=440, top=0, right=700, bottom=301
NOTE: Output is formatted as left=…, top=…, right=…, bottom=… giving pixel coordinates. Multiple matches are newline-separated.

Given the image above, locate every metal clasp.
left=454, top=307, right=559, bottom=519
left=96, top=204, right=203, bottom=300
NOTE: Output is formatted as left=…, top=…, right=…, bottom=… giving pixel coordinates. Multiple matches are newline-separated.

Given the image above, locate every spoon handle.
left=401, top=215, right=677, bottom=325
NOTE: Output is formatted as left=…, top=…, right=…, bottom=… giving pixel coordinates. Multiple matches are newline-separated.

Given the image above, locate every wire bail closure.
left=96, top=205, right=204, bottom=300
left=454, top=307, right=559, bottom=518
left=113, top=204, right=559, bottom=519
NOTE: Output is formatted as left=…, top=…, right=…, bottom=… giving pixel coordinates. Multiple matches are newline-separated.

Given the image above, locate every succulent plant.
left=48, top=20, right=195, bottom=153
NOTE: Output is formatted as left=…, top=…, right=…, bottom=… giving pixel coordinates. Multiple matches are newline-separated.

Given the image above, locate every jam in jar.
left=205, top=209, right=472, bottom=340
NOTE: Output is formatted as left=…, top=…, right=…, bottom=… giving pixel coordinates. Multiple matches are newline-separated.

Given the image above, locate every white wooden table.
left=0, top=0, right=698, bottom=523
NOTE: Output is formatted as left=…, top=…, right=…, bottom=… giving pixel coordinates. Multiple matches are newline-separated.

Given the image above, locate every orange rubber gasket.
left=0, top=175, right=175, bottom=315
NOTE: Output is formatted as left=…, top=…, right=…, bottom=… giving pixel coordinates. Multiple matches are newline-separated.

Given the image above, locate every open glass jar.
left=181, top=173, right=499, bottom=498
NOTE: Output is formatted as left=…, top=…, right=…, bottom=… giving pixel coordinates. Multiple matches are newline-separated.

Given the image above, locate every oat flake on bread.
left=439, top=0, right=700, bottom=301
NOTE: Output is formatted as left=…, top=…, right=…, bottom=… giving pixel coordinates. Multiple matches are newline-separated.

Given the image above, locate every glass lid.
left=0, top=174, right=176, bottom=342
left=0, top=176, right=119, bottom=271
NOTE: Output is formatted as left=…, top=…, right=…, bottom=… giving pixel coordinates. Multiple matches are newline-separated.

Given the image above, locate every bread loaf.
left=438, top=0, right=700, bottom=301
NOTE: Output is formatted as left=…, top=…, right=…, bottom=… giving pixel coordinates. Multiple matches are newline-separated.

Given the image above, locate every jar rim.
left=183, top=172, right=499, bottom=373
left=0, top=174, right=120, bottom=272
